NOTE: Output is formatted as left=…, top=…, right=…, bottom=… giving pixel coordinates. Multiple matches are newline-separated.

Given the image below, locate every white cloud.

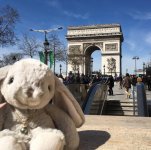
left=63, top=11, right=89, bottom=19
left=128, top=10, right=151, bottom=20
left=124, top=40, right=136, bottom=51
left=145, top=32, right=151, bottom=45
left=47, top=0, right=60, bottom=8
left=124, top=28, right=151, bottom=54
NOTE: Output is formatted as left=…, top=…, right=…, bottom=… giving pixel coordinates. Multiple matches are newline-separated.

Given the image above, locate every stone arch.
left=66, top=24, right=124, bottom=76
left=84, top=45, right=102, bottom=75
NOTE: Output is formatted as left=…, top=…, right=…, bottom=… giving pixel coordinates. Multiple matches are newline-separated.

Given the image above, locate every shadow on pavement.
left=78, top=130, right=110, bottom=150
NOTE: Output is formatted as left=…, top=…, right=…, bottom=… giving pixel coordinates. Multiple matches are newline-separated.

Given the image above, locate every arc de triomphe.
left=66, top=24, right=124, bottom=76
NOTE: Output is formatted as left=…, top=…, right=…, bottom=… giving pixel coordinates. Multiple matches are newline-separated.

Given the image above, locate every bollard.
left=137, top=83, right=149, bottom=116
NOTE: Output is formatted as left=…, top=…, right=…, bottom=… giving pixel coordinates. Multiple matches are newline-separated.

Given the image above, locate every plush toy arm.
left=30, top=127, right=65, bottom=150
left=45, top=104, right=80, bottom=150
left=0, top=130, right=26, bottom=150
left=53, top=76, right=85, bottom=128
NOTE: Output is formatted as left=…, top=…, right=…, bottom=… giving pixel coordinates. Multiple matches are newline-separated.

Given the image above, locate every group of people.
left=107, top=73, right=148, bottom=99
left=56, top=71, right=105, bottom=85
left=56, top=71, right=150, bottom=100
left=117, top=73, right=149, bottom=99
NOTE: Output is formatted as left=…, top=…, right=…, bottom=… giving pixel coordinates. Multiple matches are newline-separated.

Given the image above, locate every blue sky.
left=1, top=0, right=151, bottom=75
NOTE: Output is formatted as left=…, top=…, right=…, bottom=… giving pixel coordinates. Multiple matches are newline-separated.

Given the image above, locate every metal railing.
left=82, top=79, right=108, bottom=115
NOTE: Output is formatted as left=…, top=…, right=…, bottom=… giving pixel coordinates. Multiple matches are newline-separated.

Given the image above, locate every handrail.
left=132, top=85, right=137, bottom=115
left=82, top=79, right=108, bottom=115
left=82, top=82, right=101, bottom=113
left=98, top=84, right=108, bottom=115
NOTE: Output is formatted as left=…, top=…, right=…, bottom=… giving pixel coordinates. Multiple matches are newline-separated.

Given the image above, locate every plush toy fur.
left=0, top=59, right=85, bottom=150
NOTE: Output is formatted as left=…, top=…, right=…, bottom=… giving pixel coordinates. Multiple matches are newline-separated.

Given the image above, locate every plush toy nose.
left=26, top=87, right=34, bottom=98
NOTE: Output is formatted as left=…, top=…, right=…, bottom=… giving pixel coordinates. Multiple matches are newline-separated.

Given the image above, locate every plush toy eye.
left=8, top=77, right=14, bottom=84
left=35, top=82, right=40, bottom=87
left=48, top=85, right=51, bottom=91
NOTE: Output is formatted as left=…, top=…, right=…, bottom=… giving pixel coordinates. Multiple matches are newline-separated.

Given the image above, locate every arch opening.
left=85, top=46, right=102, bottom=76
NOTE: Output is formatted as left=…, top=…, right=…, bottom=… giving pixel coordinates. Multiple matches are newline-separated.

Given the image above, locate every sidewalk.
left=78, top=115, right=151, bottom=150
left=107, top=82, right=132, bottom=101
left=77, top=82, right=151, bottom=150
left=107, top=81, right=151, bottom=104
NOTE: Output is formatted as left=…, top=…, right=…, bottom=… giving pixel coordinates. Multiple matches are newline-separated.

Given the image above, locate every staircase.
left=104, top=99, right=137, bottom=116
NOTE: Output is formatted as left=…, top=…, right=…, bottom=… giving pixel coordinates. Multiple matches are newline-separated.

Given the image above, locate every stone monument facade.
left=66, top=24, right=124, bottom=76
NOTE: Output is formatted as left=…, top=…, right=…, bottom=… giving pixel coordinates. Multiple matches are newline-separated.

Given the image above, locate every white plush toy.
left=0, top=58, right=85, bottom=150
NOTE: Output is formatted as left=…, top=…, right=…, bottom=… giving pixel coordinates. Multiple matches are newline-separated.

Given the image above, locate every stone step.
left=104, top=99, right=137, bottom=116
left=105, top=110, right=137, bottom=116
left=107, top=106, right=137, bottom=111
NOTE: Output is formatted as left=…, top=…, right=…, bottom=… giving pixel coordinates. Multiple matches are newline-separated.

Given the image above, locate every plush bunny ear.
left=53, top=76, right=85, bottom=128
left=0, top=65, right=10, bottom=82
left=0, top=65, right=10, bottom=103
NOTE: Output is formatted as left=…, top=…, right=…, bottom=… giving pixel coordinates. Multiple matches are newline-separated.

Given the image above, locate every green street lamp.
left=143, top=62, right=145, bottom=75
left=132, top=56, right=139, bottom=75
left=59, top=64, right=62, bottom=75
left=103, top=65, right=105, bottom=75
left=43, top=39, right=50, bottom=65
left=30, top=26, right=63, bottom=65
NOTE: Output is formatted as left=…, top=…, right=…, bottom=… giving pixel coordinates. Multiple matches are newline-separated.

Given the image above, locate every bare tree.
left=68, top=54, right=83, bottom=73
left=67, top=45, right=83, bottom=73
left=18, top=33, right=41, bottom=58
left=0, top=52, right=23, bottom=67
left=0, top=5, right=19, bottom=47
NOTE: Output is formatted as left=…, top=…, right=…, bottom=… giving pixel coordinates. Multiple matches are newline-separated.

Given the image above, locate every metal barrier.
left=66, top=84, right=88, bottom=106
left=132, top=83, right=149, bottom=117
left=82, top=81, right=108, bottom=115
left=136, top=83, right=149, bottom=116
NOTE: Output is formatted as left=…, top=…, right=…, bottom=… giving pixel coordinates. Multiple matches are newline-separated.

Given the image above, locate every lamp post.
left=103, top=65, right=105, bottom=75
left=59, top=64, right=62, bottom=75
left=43, top=39, right=50, bottom=65
left=143, top=62, right=145, bottom=75
left=77, top=67, right=79, bottom=75
left=91, top=58, right=93, bottom=79
left=126, top=68, right=128, bottom=74
left=132, top=56, right=139, bottom=75
left=30, top=26, right=63, bottom=65
left=115, top=65, right=116, bottom=77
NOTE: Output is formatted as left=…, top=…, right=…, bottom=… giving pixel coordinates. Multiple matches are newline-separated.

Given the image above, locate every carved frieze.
left=83, top=43, right=91, bottom=50
left=69, top=45, right=81, bottom=54
left=67, top=27, right=120, bottom=36
left=83, top=42, right=103, bottom=50
left=105, top=43, right=118, bottom=51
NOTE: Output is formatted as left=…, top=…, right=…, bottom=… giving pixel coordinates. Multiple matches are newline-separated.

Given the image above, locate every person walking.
left=119, top=75, right=123, bottom=89
left=123, top=73, right=132, bottom=99
left=107, top=75, right=114, bottom=95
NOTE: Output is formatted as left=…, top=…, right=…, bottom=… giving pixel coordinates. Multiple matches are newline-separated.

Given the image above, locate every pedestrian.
left=107, top=75, right=114, bottom=95
left=119, top=75, right=123, bottom=89
left=123, top=73, right=132, bottom=99
left=147, top=75, right=151, bottom=91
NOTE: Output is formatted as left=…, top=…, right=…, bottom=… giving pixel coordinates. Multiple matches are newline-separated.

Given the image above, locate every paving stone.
left=78, top=115, right=151, bottom=150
